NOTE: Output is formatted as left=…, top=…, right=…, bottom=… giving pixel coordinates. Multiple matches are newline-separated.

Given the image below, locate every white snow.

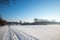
left=0, top=26, right=8, bottom=40
left=11, top=25, right=60, bottom=40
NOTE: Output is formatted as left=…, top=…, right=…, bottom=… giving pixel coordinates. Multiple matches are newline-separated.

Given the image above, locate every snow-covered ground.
left=11, top=25, right=60, bottom=40
left=3, top=26, right=19, bottom=40
left=0, top=26, right=8, bottom=40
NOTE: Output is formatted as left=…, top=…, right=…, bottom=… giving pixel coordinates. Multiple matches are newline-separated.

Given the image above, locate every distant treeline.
left=21, top=22, right=60, bottom=25
left=7, top=21, right=60, bottom=25
left=0, top=18, right=7, bottom=26
left=0, top=17, right=60, bottom=26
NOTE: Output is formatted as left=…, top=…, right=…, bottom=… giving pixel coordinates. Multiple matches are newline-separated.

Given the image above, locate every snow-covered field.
left=0, top=26, right=8, bottom=40
left=10, top=25, right=60, bottom=40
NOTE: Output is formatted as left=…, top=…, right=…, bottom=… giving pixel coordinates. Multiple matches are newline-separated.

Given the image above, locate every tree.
left=0, top=16, right=7, bottom=26
left=0, top=0, right=16, bottom=26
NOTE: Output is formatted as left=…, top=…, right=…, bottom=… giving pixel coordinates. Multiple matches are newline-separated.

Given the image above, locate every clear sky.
left=0, top=0, right=60, bottom=22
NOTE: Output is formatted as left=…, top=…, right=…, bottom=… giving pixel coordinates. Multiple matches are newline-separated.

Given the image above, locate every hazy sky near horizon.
left=0, top=0, right=60, bottom=22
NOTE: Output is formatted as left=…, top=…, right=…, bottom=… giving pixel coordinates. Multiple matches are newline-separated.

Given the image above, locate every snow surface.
left=0, top=26, right=8, bottom=40
left=10, top=25, right=60, bottom=40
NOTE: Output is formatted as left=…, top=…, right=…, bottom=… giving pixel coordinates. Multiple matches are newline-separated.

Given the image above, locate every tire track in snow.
left=12, top=29, right=40, bottom=40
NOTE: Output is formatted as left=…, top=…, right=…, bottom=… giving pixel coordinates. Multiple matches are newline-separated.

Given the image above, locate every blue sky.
left=0, top=0, right=60, bottom=22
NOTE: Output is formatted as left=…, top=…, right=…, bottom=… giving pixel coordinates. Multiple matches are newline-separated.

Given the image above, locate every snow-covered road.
left=0, top=26, right=8, bottom=40
left=2, top=25, right=39, bottom=40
